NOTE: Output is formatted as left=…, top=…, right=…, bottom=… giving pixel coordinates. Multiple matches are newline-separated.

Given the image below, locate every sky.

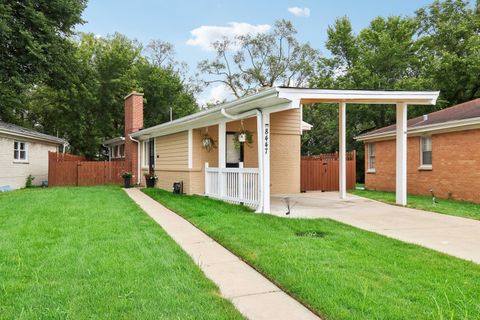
left=77, top=0, right=434, bottom=105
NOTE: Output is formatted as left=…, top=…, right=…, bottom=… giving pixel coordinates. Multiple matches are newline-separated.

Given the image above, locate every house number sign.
left=264, top=124, right=269, bottom=155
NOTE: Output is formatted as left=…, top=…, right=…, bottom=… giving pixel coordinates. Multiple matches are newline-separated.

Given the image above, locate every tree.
left=26, top=33, right=198, bottom=158
left=0, top=0, right=87, bottom=123
left=198, top=20, right=320, bottom=98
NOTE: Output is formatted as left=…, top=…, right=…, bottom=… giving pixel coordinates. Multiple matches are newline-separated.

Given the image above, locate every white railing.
left=205, top=162, right=260, bottom=208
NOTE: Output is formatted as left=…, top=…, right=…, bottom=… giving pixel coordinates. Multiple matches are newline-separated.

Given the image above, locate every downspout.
left=220, top=108, right=264, bottom=213
left=129, top=135, right=141, bottom=185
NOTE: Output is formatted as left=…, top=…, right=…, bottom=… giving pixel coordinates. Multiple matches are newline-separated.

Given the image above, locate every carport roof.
left=130, top=87, right=439, bottom=139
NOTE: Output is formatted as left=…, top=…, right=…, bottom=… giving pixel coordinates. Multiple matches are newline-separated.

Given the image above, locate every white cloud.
left=288, top=7, right=311, bottom=17
left=186, top=22, right=271, bottom=51
left=197, top=84, right=233, bottom=107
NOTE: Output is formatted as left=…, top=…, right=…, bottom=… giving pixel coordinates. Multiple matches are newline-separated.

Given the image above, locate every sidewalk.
left=124, top=188, right=319, bottom=320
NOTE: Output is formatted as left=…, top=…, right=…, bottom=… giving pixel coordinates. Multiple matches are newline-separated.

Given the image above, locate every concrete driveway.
left=270, top=192, right=480, bottom=264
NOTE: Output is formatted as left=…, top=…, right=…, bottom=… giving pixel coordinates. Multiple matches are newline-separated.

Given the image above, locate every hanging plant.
left=233, top=129, right=253, bottom=149
left=202, top=133, right=216, bottom=152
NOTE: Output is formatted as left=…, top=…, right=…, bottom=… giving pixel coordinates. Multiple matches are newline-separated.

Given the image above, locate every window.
left=14, top=141, right=28, bottom=162
left=119, top=144, right=125, bottom=158
left=420, top=136, right=432, bottom=167
left=142, top=140, right=149, bottom=167
left=367, top=143, right=375, bottom=172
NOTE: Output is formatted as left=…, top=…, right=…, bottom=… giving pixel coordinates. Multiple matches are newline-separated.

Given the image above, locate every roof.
left=356, top=98, right=480, bottom=141
left=0, top=121, right=67, bottom=145
left=131, top=87, right=439, bottom=140
left=103, top=136, right=125, bottom=146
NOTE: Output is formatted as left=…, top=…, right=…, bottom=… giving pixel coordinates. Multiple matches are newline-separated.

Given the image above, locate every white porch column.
left=262, top=112, right=271, bottom=213
left=339, top=101, right=347, bottom=199
left=255, top=112, right=264, bottom=213
left=396, top=102, right=408, bottom=206
left=218, top=121, right=226, bottom=197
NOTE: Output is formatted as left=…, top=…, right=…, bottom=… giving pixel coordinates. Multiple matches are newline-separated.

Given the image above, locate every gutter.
left=355, top=116, right=480, bottom=141
left=128, top=135, right=141, bottom=185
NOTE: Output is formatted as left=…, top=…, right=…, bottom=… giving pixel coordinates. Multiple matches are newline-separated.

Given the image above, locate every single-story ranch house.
left=0, top=121, right=67, bottom=190
left=116, top=88, right=439, bottom=212
left=356, top=98, right=480, bottom=203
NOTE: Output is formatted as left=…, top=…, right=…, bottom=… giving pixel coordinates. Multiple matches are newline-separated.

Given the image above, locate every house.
left=356, top=98, right=480, bottom=203
left=120, top=88, right=439, bottom=212
left=0, top=121, right=67, bottom=189
left=103, top=137, right=125, bottom=160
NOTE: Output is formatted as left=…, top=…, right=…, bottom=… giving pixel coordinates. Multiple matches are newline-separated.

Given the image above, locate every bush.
left=25, top=175, right=35, bottom=188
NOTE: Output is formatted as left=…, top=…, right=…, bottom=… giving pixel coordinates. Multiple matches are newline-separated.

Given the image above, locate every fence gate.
left=301, top=151, right=356, bottom=192
left=48, top=152, right=129, bottom=186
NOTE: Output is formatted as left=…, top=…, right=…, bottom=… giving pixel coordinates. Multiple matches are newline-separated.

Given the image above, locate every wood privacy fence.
left=301, top=151, right=356, bottom=192
left=48, top=152, right=129, bottom=186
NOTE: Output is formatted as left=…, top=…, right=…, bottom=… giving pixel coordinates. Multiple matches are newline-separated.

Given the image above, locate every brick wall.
left=124, top=92, right=144, bottom=177
left=365, top=128, right=480, bottom=202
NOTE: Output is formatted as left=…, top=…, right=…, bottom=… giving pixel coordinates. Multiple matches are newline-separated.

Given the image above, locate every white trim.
left=255, top=110, right=264, bottom=213
left=418, top=165, right=432, bottom=171
left=218, top=121, right=226, bottom=198
left=188, top=129, right=193, bottom=169
left=367, top=143, right=376, bottom=171
left=141, top=140, right=149, bottom=168
left=13, top=140, right=28, bottom=162
left=355, top=117, right=480, bottom=142
left=396, top=103, right=408, bottom=206
left=339, top=102, right=346, bottom=199
left=420, top=135, right=432, bottom=168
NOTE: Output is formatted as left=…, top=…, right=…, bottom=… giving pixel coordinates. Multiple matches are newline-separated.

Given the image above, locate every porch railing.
left=205, top=162, right=260, bottom=208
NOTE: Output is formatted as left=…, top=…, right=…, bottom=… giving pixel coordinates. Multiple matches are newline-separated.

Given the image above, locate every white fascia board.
left=355, top=117, right=480, bottom=141
left=0, top=129, right=67, bottom=145
left=277, top=87, right=440, bottom=105
left=103, top=136, right=125, bottom=145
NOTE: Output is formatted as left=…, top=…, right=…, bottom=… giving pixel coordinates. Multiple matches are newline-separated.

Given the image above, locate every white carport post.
left=218, top=121, right=226, bottom=198
left=261, top=112, right=271, bottom=213
left=339, top=101, right=347, bottom=199
left=396, top=102, right=408, bottom=206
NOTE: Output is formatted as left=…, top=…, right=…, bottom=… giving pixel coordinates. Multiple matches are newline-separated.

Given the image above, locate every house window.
left=119, top=144, right=125, bottom=158
left=14, top=141, right=28, bottom=162
left=367, top=143, right=375, bottom=172
left=420, top=136, right=432, bottom=167
left=142, top=140, right=149, bottom=168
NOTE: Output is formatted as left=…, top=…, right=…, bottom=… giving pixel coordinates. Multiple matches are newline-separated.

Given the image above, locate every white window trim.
left=13, top=140, right=29, bottom=163
left=142, top=140, right=149, bottom=169
left=419, top=135, right=432, bottom=170
left=367, top=143, right=376, bottom=173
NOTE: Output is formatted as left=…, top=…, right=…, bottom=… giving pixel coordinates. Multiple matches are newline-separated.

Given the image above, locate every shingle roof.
left=357, top=98, right=480, bottom=139
left=0, top=121, right=67, bottom=145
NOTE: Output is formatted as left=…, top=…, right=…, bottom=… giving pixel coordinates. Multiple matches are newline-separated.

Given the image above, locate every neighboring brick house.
left=356, top=98, right=480, bottom=203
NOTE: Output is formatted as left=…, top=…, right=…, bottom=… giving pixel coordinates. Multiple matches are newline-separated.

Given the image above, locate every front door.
left=226, top=133, right=244, bottom=168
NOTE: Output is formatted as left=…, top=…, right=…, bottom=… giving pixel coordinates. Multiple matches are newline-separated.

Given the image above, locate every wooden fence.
left=301, top=151, right=356, bottom=192
left=48, top=152, right=129, bottom=186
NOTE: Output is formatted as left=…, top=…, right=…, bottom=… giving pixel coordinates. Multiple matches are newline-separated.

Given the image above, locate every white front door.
left=226, top=133, right=241, bottom=167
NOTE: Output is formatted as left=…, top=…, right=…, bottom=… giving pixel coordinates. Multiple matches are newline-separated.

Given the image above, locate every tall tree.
left=198, top=20, right=320, bottom=97
left=0, top=0, right=87, bottom=123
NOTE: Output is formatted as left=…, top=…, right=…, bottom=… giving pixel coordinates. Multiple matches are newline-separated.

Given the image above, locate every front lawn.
left=0, top=186, right=242, bottom=319
left=351, top=189, right=480, bottom=220
left=144, top=188, right=480, bottom=320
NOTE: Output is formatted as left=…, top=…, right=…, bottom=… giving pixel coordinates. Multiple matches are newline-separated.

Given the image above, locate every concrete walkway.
left=124, top=188, right=319, bottom=320
left=271, top=192, right=480, bottom=264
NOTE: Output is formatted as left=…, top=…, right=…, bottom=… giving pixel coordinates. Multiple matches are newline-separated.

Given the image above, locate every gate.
left=48, top=152, right=130, bottom=186
left=301, top=151, right=356, bottom=192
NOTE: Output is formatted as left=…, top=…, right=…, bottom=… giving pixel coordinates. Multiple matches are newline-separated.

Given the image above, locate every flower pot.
left=123, top=176, right=131, bottom=188
left=146, top=178, right=155, bottom=188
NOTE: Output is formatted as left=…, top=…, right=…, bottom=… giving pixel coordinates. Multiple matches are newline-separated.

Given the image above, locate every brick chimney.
left=124, top=91, right=144, bottom=179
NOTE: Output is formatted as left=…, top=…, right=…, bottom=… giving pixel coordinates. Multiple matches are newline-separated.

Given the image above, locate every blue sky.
left=78, top=0, right=434, bottom=104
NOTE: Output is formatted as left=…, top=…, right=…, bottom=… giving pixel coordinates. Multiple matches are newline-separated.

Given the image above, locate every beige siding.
left=270, top=108, right=301, bottom=135
left=0, top=134, right=57, bottom=189
left=156, top=132, right=188, bottom=170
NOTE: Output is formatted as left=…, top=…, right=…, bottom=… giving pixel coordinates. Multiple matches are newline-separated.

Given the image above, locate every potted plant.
left=202, top=133, right=216, bottom=152
left=144, top=172, right=158, bottom=188
left=121, top=171, right=134, bottom=188
left=233, top=129, right=253, bottom=149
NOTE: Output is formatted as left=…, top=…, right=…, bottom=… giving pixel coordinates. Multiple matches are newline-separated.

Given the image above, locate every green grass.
left=0, top=186, right=242, bottom=319
left=144, top=188, right=480, bottom=320
left=351, top=189, right=480, bottom=220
